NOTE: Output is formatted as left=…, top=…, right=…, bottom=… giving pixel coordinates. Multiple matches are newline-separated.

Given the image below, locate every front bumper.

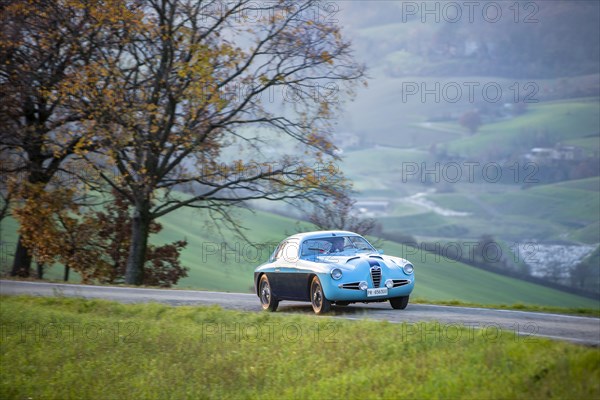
left=320, top=276, right=414, bottom=301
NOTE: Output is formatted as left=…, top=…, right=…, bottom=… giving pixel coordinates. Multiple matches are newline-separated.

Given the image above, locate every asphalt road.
left=1, top=280, right=598, bottom=346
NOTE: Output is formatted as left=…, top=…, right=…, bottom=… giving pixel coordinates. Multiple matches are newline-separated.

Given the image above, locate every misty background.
left=252, top=0, right=600, bottom=294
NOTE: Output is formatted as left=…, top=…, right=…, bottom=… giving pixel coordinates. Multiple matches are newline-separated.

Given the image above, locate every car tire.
left=310, top=276, right=331, bottom=314
left=259, top=275, right=279, bottom=312
left=390, top=296, right=409, bottom=310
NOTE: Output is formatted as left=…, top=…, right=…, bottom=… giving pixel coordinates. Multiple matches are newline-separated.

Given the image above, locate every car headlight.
left=358, top=281, right=368, bottom=291
left=403, top=263, right=414, bottom=275
left=385, top=279, right=393, bottom=289
left=331, top=268, right=343, bottom=280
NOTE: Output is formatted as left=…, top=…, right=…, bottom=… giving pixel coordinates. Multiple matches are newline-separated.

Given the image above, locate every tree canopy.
left=1, top=0, right=365, bottom=284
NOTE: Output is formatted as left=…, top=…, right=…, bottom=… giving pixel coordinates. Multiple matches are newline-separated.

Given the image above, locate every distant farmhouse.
left=526, top=144, right=586, bottom=163
left=355, top=199, right=390, bottom=217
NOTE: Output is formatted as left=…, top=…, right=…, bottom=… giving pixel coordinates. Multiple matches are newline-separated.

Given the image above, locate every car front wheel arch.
left=310, top=275, right=331, bottom=314
left=305, top=274, right=316, bottom=300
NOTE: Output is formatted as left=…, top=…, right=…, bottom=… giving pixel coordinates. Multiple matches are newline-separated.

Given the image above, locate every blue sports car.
left=254, top=231, right=415, bottom=314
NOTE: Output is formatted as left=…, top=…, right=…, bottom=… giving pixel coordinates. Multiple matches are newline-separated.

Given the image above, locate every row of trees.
left=1, top=0, right=365, bottom=285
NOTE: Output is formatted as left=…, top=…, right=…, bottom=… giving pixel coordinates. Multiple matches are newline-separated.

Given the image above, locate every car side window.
left=280, top=239, right=299, bottom=263
left=301, top=239, right=330, bottom=259
left=273, top=241, right=287, bottom=261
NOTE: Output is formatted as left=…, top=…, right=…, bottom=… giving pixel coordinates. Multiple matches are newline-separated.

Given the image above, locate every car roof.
left=285, top=230, right=363, bottom=241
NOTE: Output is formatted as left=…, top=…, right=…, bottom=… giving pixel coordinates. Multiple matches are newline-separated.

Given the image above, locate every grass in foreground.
left=1, top=296, right=599, bottom=399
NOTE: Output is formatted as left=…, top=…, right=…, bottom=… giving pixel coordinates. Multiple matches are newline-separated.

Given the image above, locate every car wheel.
left=310, top=276, right=331, bottom=314
left=259, top=275, right=279, bottom=312
left=390, top=296, right=409, bottom=310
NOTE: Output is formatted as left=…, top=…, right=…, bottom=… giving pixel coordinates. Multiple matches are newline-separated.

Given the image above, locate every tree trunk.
left=37, top=262, right=44, bottom=279
left=125, top=204, right=151, bottom=285
left=10, top=236, right=32, bottom=277
left=11, top=161, right=49, bottom=278
left=64, top=265, right=69, bottom=281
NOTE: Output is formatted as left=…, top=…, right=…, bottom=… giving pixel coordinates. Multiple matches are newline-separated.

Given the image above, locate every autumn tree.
left=94, top=191, right=189, bottom=287
left=13, top=185, right=189, bottom=286
left=12, top=183, right=111, bottom=282
left=69, top=0, right=365, bottom=284
left=0, top=152, right=14, bottom=223
left=459, top=110, right=482, bottom=135
left=0, top=0, right=138, bottom=276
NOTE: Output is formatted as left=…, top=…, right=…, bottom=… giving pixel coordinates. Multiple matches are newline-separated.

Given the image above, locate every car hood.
left=313, top=253, right=411, bottom=271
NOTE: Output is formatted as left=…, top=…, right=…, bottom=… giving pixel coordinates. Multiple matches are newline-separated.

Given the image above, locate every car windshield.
left=300, top=236, right=376, bottom=259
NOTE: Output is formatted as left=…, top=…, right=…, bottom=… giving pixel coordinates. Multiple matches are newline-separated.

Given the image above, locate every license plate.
left=367, top=288, right=388, bottom=297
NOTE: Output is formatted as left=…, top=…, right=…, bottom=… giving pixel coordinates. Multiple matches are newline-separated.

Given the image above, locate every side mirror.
left=378, top=249, right=384, bottom=254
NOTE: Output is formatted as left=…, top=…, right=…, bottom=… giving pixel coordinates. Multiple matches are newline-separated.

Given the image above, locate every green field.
left=340, top=147, right=434, bottom=195
left=367, top=175, right=600, bottom=244
left=1, top=296, right=598, bottom=399
left=342, top=94, right=600, bottom=159
left=482, top=180, right=599, bottom=226
left=445, top=98, right=600, bottom=157
left=435, top=177, right=600, bottom=243
left=342, top=69, right=599, bottom=153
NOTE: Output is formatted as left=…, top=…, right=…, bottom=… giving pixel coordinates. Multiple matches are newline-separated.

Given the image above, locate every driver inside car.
left=329, top=237, right=345, bottom=253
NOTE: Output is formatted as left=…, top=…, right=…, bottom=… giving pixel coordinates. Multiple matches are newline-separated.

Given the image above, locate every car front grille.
left=370, top=266, right=381, bottom=287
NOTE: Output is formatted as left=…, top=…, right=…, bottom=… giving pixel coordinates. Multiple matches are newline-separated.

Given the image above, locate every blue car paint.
left=254, top=230, right=415, bottom=304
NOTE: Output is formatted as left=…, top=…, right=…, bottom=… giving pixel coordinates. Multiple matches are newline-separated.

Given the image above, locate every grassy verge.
left=410, top=298, right=600, bottom=318
left=1, top=296, right=599, bottom=399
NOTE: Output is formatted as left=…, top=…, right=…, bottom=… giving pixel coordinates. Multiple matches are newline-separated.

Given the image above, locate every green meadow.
left=1, top=296, right=598, bottom=399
